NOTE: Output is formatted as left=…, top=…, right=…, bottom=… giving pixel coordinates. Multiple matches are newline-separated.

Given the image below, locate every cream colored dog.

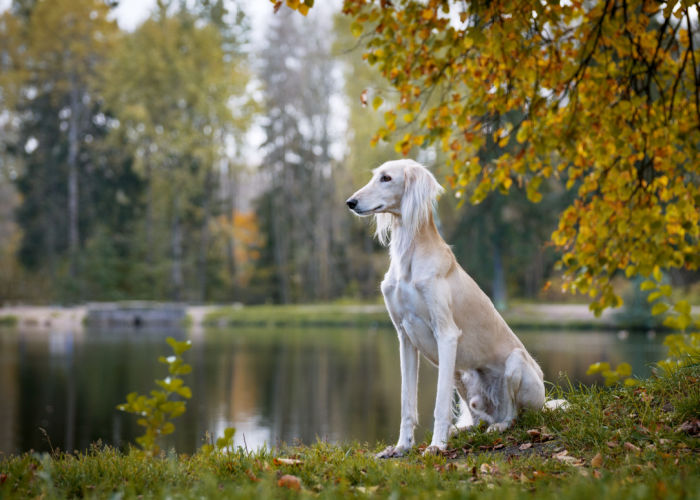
left=346, top=159, right=549, bottom=457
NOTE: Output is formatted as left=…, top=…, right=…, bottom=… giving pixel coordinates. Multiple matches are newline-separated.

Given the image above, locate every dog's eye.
left=380, top=175, right=392, bottom=183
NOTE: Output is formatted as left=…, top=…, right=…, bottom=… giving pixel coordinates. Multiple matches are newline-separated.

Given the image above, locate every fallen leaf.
left=624, top=442, right=641, bottom=453
left=245, top=469, right=259, bottom=482
left=278, top=474, right=301, bottom=490
left=591, top=452, right=603, bottom=467
left=593, top=469, right=602, bottom=479
left=676, top=419, right=700, bottom=436
left=493, top=443, right=505, bottom=450
left=606, top=441, right=619, bottom=448
left=479, top=462, right=499, bottom=474
left=519, top=442, right=532, bottom=451
left=553, top=449, right=583, bottom=465
left=526, top=429, right=541, bottom=439
left=356, top=486, right=379, bottom=494
left=274, top=457, right=303, bottom=466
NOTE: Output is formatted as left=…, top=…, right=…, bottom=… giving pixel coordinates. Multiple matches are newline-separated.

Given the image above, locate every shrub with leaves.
left=586, top=361, right=636, bottom=387
left=116, top=337, right=193, bottom=454
left=200, top=426, right=237, bottom=455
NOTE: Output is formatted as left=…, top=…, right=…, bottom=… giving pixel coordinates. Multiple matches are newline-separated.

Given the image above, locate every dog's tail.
left=544, top=398, right=570, bottom=411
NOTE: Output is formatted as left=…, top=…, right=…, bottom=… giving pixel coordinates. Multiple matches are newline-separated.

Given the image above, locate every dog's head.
left=346, top=159, right=444, bottom=245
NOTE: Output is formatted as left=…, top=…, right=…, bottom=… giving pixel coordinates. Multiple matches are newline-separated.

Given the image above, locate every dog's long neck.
left=390, top=211, right=442, bottom=263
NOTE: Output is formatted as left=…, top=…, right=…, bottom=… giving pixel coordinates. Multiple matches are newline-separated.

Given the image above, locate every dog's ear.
left=401, top=163, right=444, bottom=236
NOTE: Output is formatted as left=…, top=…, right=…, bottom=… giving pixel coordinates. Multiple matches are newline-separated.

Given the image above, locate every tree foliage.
left=281, top=0, right=700, bottom=317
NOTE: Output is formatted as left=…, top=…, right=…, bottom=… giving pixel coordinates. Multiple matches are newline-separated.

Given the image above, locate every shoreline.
left=0, top=302, right=629, bottom=332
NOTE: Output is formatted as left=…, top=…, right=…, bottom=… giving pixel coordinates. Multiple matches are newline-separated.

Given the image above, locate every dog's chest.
left=383, top=278, right=439, bottom=364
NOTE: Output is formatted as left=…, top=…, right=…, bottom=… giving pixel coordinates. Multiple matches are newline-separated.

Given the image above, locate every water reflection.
left=0, top=325, right=664, bottom=455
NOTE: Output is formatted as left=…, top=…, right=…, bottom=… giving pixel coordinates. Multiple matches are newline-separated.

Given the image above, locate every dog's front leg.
left=424, top=330, right=458, bottom=455
left=376, top=332, right=419, bottom=459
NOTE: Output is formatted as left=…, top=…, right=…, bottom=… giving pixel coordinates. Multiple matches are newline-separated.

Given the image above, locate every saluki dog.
left=346, top=159, right=552, bottom=457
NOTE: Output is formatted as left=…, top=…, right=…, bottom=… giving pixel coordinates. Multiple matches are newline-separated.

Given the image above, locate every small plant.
left=586, top=361, right=637, bottom=386
left=116, top=337, right=193, bottom=454
left=200, top=426, right=237, bottom=455
left=589, top=267, right=700, bottom=385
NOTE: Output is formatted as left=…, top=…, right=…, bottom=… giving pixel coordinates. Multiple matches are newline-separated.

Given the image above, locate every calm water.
left=0, top=324, right=665, bottom=455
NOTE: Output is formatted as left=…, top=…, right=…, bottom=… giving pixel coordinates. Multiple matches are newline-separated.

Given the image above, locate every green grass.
left=2, top=365, right=699, bottom=499
left=0, top=315, right=18, bottom=327
left=203, top=303, right=623, bottom=330
left=204, top=304, right=391, bottom=328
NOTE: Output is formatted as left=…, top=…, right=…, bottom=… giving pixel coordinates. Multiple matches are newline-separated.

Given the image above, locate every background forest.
left=0, top=0, right=691, bottom=307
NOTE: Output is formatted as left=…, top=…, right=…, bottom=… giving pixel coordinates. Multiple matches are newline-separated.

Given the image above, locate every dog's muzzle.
left=346, top=198, right=358, bottom=210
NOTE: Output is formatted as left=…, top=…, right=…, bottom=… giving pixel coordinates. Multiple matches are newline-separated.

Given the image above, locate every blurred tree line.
left=0, top=1, right=570, bottom=305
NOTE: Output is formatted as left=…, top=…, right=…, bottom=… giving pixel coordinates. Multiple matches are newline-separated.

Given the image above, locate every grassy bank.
left=203, top=303, right=392, bottom=328
left=2, top=366, right=698, bottom=499
left=203, top=302, right=625, bottom=330
left=0, top=315, right=18, bottom=327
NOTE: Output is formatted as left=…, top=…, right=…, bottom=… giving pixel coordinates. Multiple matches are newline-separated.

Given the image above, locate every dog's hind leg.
left=450, top=372, right=476, bottom=436
left=487, top=349, right=545, bottom=432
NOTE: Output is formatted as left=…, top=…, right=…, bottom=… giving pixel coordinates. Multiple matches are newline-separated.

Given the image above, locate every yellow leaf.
left=651, top=303, right=668, bottom=316
left=674, top=300, right=690, bottom=315
left=350, top=22, right=363, bottom=37
left=372, top=95, right=383, bottom=110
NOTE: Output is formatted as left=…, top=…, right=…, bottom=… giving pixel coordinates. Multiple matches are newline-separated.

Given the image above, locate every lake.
left=0, top=323, right=665, bottom=455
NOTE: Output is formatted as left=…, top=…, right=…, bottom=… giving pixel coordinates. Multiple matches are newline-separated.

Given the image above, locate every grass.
left=0, top=315, right=18, bottom=327
left=203, top=302, right=625, bottom=330
left=204, top=303, right=391, bottom=328
left=2, top=365, right=699, bottom=499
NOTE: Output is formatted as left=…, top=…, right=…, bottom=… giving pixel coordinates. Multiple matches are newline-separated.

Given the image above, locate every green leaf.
left=224, top=427, right=236, bottom=440
left=166, top=337, right=192, bottom=356
left=647, top=291, right=663, bottom=303
left=372, top=95, right=383, bottom=110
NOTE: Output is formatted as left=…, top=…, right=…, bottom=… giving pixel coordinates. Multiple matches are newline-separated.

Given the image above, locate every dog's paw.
left=486, top=421, right=511, bottom=433
left=375, top=445, right=408, bottom=459
left=422, top=445, right=444, bottom=456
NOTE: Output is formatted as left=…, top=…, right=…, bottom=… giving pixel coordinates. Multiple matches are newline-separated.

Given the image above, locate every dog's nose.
left=346, top=198, right=358, bottom=209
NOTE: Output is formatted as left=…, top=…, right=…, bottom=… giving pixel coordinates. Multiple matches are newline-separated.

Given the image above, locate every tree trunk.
left=272, top=166, right=291, bottom=304
left=225, top=163, right=237, bottom=287
left=67, top=82, right=80, bottom=281
left=492, top=234, right=507, bottom=311
left=145, top=156, right=154, bottom=267
left=197, top=170, right=212, bottom=302
left=171, top=194, right=184, bottom=301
